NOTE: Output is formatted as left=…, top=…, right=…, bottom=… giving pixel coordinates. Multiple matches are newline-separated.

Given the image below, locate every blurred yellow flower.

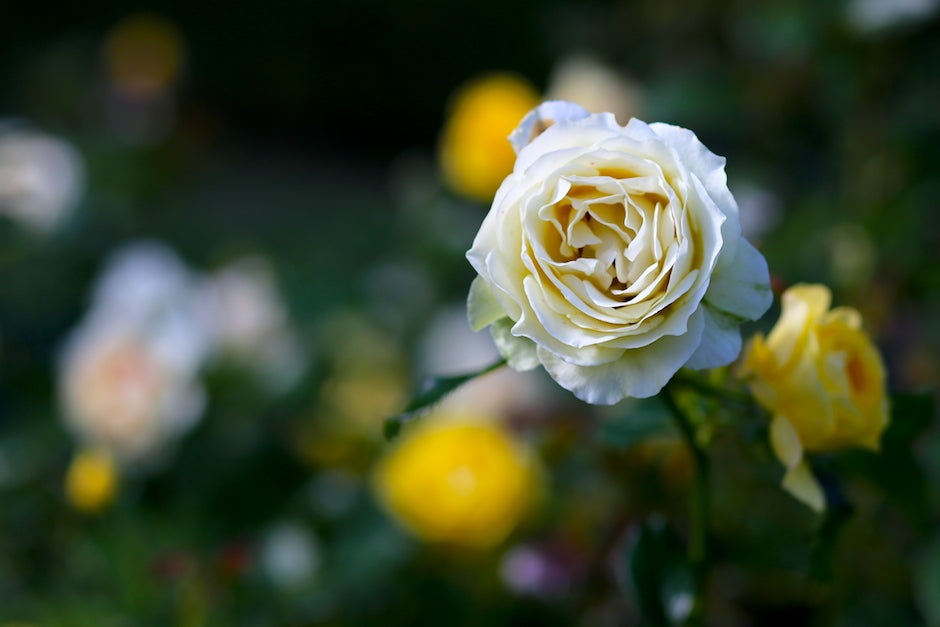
left=374, top=416, right=539, bottom=548
left=65, top=448, right=118, bottom=513
left=740, top=284, right=889, bottom=511
left=438, top=74, right=540, bottom=203
left=103, top=13, right=186, bottom=97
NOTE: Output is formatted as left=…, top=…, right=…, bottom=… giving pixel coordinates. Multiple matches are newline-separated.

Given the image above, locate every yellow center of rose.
left=526, top=168, right=701, bottom=324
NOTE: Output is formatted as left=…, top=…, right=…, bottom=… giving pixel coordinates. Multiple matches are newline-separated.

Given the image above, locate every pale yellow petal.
left=770, top=414, right=803, bottom=469
left=782, top=461, right=826, bottom=512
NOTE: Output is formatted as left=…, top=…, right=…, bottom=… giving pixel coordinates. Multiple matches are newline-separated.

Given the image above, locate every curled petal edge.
left=535, top=307, right=705, bottom=404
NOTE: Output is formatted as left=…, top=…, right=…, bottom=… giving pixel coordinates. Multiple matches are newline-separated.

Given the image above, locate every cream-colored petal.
left=683, top=303, right=743, bottom=369
left=770, top=414, right=803, bottom=470
left=467, top=276, right=507, bottom=332
left=704, top=238, right=773, bottom=322
left=508, top=101, right=590, bottom=154
left=647, top=121, right=741, bottom=275
left=513, top=114, right=622, bottom=176
left=536, top=308, right=704, bottom=404
left=489, top=318, right=540, bottom=371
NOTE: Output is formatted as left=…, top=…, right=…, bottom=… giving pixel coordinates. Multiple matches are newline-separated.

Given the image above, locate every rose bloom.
left=59, top=241, right=209, bottom=464
left=740, top=284, right=889, bottom=511
left=200, top=255, right=306, bottom=393
left=439, top=73, right=540, bottom=203
left=374, top=415, right=539, bottom=548
left=59, top=320, right=206, bottom=463
left=467, top=101, right=772, bottom=404
left=0, top=129, right=85, bottom=233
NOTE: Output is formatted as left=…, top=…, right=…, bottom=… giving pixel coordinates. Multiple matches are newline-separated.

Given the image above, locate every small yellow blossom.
left=374, top=415, right=539, bottom=548
left=438, top=73, right=540, bottom=203
left=65, top=448, right=118, bottom=513
left=740, top=284, right=889, bottom=511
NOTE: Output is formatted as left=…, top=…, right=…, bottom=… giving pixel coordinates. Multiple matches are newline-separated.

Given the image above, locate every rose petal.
left=683, top=303, right=743, bottom=369
left=490, top=318, right=540, bottom=371
left=468, top=276, right=507, bottom=332
left=770, top=414, right=804, bottom=470
left=782, top=461, right=826, bottom=512
left=535, top=308, right=705, bottom=404
left=647, top=122, right=740, bottom=261
left=508, top=101, right=591, bottom=154
left=704, top=238, right=772, bottom=322
left=513, top=113, right=622, bottom=176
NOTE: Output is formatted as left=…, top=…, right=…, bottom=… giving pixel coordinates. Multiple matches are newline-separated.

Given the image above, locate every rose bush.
left=740, top=284, right=889, bottom=511
left=467, top=101, right=772, bottom=404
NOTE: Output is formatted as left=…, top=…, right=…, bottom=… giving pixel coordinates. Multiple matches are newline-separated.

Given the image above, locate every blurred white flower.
left=0, top=129, right=85, bottom=233
left=59, top=317, right=206, bottom=463
left=417, top=304, right=554, bottom=417
left=418, top=304, right=501, bottom=376
left=200, top=256, right=306, bottom=393
left=733, top=180, right=783, bottom=241
left=260, top=522, right=321, bottom=590
left=91, top=241, right=213, bottom=369
left=59, top=241, right=209, bottom=464
left=545, top=55, right=644, bottom=124
left=846, top=0, right=939, bottom=32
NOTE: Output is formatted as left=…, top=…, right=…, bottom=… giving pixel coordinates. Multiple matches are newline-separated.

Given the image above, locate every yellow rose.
left=374, top=416, right=539, bottom=548
left=740, top=284, right=889, bottom=511
left=65, top=448, right=118, bottom=513
left=438, top=74, right=540, bottom=203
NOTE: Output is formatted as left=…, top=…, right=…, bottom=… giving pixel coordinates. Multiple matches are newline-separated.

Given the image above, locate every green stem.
left=672, top=370, right=752, bottom=406
left=661, top=383, right=709, bottom=619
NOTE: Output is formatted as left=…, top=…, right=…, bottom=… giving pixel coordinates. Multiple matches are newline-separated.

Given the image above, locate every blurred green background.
left=0, top=1, right=938, bottom=625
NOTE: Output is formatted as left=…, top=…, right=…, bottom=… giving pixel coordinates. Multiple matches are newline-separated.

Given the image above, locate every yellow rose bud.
left=374, top=416, right=539, bottom=548
left=438, top=73, right=540, bottom=203
left=65, top=448, right=118, bottom=513
left=740, top=284, right=889, bottom=511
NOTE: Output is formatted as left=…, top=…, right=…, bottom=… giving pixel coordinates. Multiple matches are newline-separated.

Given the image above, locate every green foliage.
left=616, top=515, right=697, bottom=627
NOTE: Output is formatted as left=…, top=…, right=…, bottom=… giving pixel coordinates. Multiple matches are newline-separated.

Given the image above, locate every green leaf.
left=615, top=515, right=697, bottom=627
left=383, top=359, right=506, bottom=440
left=598, top=399, right=676, bottom=450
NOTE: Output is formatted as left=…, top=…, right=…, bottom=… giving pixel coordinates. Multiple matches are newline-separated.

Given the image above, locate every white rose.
left=0, top=129, right=84, bottom=233
left=467, top=101, right=772, bottom=404
left=59, top=241, right=209, bottom=463
left=59, top=318, right=206, bottom=463
left=199, top=255, right=306, bottom=393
